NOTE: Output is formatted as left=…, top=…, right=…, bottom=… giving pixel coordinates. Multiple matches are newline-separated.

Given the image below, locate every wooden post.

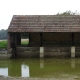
left=40, top=33, right=43, bottom=47
left=40, top=33, right=44, bottom=58
left=7, top=33, right=11, bottom=49
left=11, top=33, right=17, bottom=58
left=16, top=33, right=21, bottom=45
left=14, top=33, right=17, bottom=46
left=29, top=33, right=31, bottom=47
left=72, top=33, right=74, bottom=46
left=71, top=33, right=75, bottom=58
left=40, top=47, right=44, bottom=58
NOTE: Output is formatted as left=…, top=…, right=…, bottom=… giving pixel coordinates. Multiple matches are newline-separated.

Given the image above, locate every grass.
left=0, top=40, right=7, bottom=48
left=21, top=39, right=29, bottom=45
left=21, top=41, right=29, bottom=45
left=0, top=39, right=29, bottom=48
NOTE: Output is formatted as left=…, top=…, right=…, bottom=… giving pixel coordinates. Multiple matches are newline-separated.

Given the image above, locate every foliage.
left=0, top=29, right=7, bottom=39
left=0, top=40, right=29, bottom=48
left=57, top=10, right=77, bottom=15
left=21, top=33, right=29, bottom=38
left=0, top=29, right=29, bottom=39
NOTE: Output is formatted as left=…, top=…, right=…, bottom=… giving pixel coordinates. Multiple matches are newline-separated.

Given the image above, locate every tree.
left=0, top=29, right=7, bottom=39
left=21, top=33, right=29, bottom=39
left=57, top=10, right=76, bottom=15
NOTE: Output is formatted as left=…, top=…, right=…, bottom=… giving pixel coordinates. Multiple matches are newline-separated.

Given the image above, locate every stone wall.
left=16, top=47, right=71, bottom=58
left=0, top=49, right=12, bottom=59
left=6, top=47, right=80, bottom=58
left=16, top=47, right=40, bottom=57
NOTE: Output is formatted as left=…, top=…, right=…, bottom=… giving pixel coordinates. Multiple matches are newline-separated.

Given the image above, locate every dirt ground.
left=0, top=39, right=29, bottom=42
left=0, top=76, right=45, bottom=80
left=21, top=39, right=29, bottom=41
left=0, top=76, right=79, bottom=80
left=0, top=40, right=7, bottom=41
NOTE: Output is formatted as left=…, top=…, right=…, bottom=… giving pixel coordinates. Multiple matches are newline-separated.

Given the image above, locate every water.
left=0, top=58, right=80, bottom=78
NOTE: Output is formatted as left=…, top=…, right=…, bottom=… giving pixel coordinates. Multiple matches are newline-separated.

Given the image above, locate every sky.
left=0, top=0, right=80, bottom=30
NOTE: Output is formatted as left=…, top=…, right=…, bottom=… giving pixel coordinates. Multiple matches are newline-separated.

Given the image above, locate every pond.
left=0, top=58, right=80, bottom=78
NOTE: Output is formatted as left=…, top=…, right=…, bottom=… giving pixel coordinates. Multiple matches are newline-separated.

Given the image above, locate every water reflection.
left=0, top=58, right=80, bottom=78
left=0, top=68, right=8, bottom=76
left=21, top=64, right=29, bottom=77
left=71, top=59, right=75, bottom=68
left=40, top=59, right=44, bottom=68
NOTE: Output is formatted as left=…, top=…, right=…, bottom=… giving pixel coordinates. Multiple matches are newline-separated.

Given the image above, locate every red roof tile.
left=8, top=15, right=80, bottom=32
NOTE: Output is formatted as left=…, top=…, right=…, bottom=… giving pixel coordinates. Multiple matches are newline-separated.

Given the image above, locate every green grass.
left=0, top=40, right=7, bottom=48
left=0, top=40, right=29, bottom=48
left=21, top=39, right=29, bottom=45
left=21, top=41, right=29, bottom=45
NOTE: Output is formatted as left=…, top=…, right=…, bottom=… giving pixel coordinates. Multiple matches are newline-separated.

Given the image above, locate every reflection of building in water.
left=8, top=61, right=21, bottom=77
left=71, top=59, right=75, bottom=68
left=21, top=64, right=30, bottom=77
left=0, top=68, right=8, bottom=76
left=40, top=59, right=44, bottom=68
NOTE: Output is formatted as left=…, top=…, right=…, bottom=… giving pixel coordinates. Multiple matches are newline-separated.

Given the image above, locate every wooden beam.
left=7, top=33, right=11, bottom=49
left=40, top=33, right=43, bottom=47
left=72, top=33, right=74, bottom=46
left=29, top=33, right=31, bottom=46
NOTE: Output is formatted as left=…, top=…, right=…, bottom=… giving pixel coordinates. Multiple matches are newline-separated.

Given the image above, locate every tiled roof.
left=8, top=15, right=80, bottom=32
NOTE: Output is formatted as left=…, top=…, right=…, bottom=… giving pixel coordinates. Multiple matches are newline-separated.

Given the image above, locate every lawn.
left=0, top=40, right=7, bottom=48
left=0, top=39, right=29, bottom=48
left=21, top=39, right=29, bottom=45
